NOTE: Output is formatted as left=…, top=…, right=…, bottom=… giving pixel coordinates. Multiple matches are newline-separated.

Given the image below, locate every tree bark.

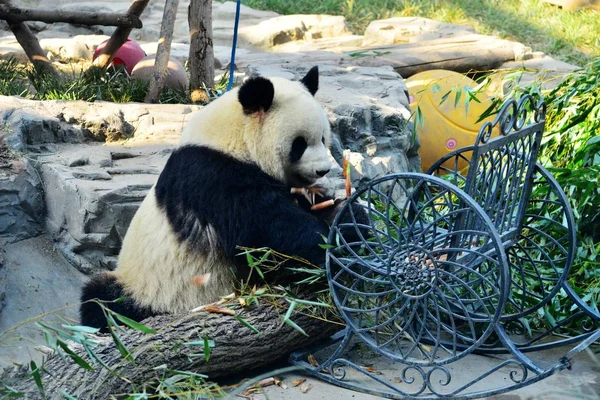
left=0, top=0, right=58, bottom=78
left=144, top=0, right=179, bottom=103
left=1, top=297, right=341, bottom=399
left=91, top=0, right=150, bottom=70
left=0, top=4, right=142, bottom=28
left=188, top=0, right=214, bottom=103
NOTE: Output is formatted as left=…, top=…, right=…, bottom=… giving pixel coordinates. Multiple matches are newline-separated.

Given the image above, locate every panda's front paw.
left=291, top=186, right=339, bottom=218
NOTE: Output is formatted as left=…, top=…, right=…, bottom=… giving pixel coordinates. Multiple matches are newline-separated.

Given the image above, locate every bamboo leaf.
left=292, top=298, right=331, bottom=308
left=282, top=317, right=308, bottom=337
left=454, top=87, right=462, bottom=108
left=235, top=316, right=260, bottom=334
left=60, top=390, right=79, bottom=400
left=106, top=313, right=134, bottom=362
left=56, top=340, right=94, bottom=371
left=29, top=361, right=44, bottom=397
left=204, top=336, right=215, bottom=362
left=114, top=313, right=157, bottom=334
left=61, top=325, right=100, bottom=334
left=2, top=386, right=25, bottom=398
left=440, top=90, right=451, bottom=105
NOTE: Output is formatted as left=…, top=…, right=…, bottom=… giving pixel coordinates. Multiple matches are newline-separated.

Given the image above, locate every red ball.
left=93, top=38, right=146, bottom=75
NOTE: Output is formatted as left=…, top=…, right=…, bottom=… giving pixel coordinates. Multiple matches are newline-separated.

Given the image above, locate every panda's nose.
left=316, top=169, right=330, bottom=177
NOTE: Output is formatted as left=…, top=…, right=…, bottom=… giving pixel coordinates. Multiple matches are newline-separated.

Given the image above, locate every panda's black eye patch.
left=289, top=137, right=308, bottom=162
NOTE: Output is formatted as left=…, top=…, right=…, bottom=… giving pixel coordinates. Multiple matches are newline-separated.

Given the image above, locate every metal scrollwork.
left=330, top=359, right=347, bottom=381
left=326, top=174, right=509, bottom=366
left=475, top=94, right=546, bottom=145
left=289, top=95, right=599, bottom=399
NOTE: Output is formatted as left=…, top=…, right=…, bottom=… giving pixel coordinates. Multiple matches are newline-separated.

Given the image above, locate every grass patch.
left=0, top=57, right=29, bottom=97
left=241, top=0, right=600, bottom=66
left=0, top=59, right=211, bottom=104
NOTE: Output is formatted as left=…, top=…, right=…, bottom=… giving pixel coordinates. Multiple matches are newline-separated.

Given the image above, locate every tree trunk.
left=144, top=0, right=179, bottom=103
left=1, top=296, right=341, bottom=399
left=188, top=0, right=214, bottom=103
left=0, top=0, right=58, bottom=79
left=91, top=0, right=150, bottom=70
left=0, top=4, right=142, bottom=28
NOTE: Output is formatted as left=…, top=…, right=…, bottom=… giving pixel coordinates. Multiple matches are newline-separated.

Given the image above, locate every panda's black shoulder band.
left=238, top=76, right=275, bottom=115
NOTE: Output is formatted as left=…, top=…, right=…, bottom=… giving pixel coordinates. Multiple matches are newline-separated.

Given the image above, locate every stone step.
left=38, top=143, right=173, bottom=272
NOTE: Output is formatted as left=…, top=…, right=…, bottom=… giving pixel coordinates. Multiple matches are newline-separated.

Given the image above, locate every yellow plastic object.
left=406, top=70, right=498, bottom=172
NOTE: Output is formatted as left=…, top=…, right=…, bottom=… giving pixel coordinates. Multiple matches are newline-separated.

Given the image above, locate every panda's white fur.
left=114, top=189, right=230, bottom=314
left=179, top=75, right=332, bottom=186
left=80, top=67, right=343, bottom=330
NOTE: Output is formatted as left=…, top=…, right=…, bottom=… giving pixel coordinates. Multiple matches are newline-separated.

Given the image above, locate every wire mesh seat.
left=290, top=94, right=600, bottom=399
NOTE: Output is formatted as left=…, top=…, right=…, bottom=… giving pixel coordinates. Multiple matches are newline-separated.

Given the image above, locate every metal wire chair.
left=290, top=94, right=600, bottom=399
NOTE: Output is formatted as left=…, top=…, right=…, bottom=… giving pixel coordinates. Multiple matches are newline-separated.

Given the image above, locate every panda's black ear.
left=300, top=66, right=319, bottom=96
left=238, top=76, right=275, bottom=115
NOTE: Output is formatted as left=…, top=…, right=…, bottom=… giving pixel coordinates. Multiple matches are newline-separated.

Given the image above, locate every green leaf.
left=292, top=298, right=331, bottom=308
left=113, top=313, right=157, bottom=334
left=414, top=105, right=424, bottom=130
left=318, top=243, right=336, bottom=249
left=235, top=316, right=260, bottom=334
left=83, top=342, right=113, bottom=372
left=465, top=87, right=482, bottom=103
left=56, top=340, right=94, bottom=371
left=454, top=87, right=462, bottom=108
left=203, top=336, right=215, bottom=362
left=440, top=90, right=451, bottom=105
left=183, top=340, right=205, bottom=346
left=476, top=99, right=501, bottom=123
left=252, top=264, right=265, bottom=279
left=106, top=314, right=134, bottom=362
left=282, top=317, right=308, bottom=337
left=170, top=369, right=209, bottom=378
left=281, top=300, right=309, bottom=336
left=2, top=385, right=25, bottom=398
left=586, top=136, right=600, bottom=146
left=29, top=361, right=44, bottom=397
left=285, top=300, right=297, bottom=321
left=60, top=390, right=79, bottom=400
left=61, top=325, right=100, bottom=334
left=348, top=50, right=369, bottom=58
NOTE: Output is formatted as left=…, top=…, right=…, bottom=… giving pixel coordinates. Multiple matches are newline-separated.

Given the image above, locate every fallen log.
left=235, top=34, right=528, bottom=79
left=346, top=34, right=527, bottom=77
left=1, top=294, right=341, bottom=399
left=0, top=4, right=142, bottom=28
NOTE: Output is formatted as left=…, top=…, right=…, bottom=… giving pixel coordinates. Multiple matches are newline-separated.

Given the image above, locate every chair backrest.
left=464, top=95, right=546, bottom=243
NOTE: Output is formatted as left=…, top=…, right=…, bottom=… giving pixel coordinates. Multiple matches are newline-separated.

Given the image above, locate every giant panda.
left=79, top=66, right=366, bottom=331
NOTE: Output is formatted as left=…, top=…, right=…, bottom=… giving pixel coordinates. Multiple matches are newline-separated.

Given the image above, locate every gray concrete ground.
left=252, top=346, right=600, bottom=400
left=0, top=236, right=86, bottom=367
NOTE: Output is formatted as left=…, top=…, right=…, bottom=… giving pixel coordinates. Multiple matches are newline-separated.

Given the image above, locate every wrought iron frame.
left=290, top=94, right=600, bottom=399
